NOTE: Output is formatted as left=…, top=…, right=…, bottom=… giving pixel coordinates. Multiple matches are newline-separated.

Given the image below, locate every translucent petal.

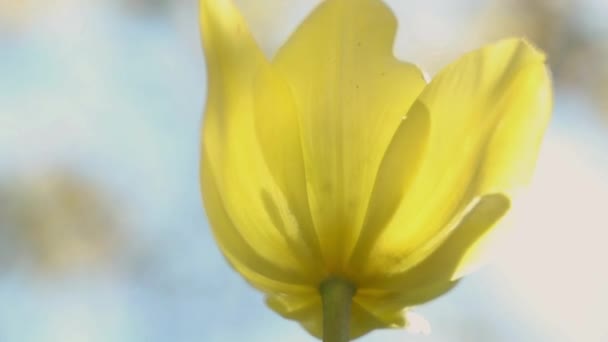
left=473, top=63, right=553, bottom=194
left=253, top=64, right=324, bottom=277
left=338, top=54, right=549, bottom=327
left=200, top=0, right=318, bottom=285
left=201, top=153, right=316, bottom=294
left=360, top=39, right=551, bottom=280
left=347, top=104, right=430, bottom=274
left=451, top=62, right=552, bottom=278
left=357, top=194, right=510, bottom=311
left=273, top=0, right=426, bottom=271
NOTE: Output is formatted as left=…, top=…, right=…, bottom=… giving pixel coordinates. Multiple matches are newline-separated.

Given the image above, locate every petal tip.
left=501, top=36, right=548, bottom=63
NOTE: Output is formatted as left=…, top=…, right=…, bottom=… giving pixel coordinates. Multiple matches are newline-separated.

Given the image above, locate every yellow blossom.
left=199, top=0, right=552, bottom=339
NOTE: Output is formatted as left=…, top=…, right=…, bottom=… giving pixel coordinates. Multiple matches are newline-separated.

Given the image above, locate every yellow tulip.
left=199, top=0, right=552, bottom=340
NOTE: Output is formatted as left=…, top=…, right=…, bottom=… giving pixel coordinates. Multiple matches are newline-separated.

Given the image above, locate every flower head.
left=199, top=0, right=552, bottom=339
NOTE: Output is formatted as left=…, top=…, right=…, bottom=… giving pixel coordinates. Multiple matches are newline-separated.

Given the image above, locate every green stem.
left=320, top=277, right=355, bottom=342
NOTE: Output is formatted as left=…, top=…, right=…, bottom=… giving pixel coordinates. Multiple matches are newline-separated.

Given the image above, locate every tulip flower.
left=199, top=0, right=552, bottom=340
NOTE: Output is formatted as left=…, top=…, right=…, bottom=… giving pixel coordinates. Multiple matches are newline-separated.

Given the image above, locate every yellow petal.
left=451, top=62, right=552, bottom=278
left=201, top=151, right=314, bottom=294
left=473, top=63, right=553, bottom=194
left=253, top=63, right=324, bottom=274
left=347, top=104, right=430, bottom=274
left=200, top=0, right=319, bottom=288
left=356, top=194, right=509, bottom=315
left=273, top=0, right=426, bottom=271
left=360, top=38, right=551, bottom=280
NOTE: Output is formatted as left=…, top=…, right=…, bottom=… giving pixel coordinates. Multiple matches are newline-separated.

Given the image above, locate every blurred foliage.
left=0, top=0, right=31, bottom=34
left=0, top=171, right=126, bottom=277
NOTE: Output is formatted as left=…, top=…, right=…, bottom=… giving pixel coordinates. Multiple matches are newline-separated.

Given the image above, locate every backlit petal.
left=452, top=62, right=552, bottom=278
left=360, top=39, right=551, bottom=280
left=357, top=194, right=510, bottom=310
left=253, top=64, right=324, bottom=276
left=347, top=104, right=430, bottom=274
left=201, top=151, right=315, bottom=293
left=273, top=0, right=426, bottom=271
left=200, top=0, right=319, bottom=288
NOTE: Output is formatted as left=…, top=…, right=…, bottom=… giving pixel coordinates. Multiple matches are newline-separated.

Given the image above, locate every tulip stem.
left=320, top=277, right=355, bottom=342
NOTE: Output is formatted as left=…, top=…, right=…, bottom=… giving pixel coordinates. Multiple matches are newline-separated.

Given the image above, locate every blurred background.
left=0, top=0, right=607, bottom=341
